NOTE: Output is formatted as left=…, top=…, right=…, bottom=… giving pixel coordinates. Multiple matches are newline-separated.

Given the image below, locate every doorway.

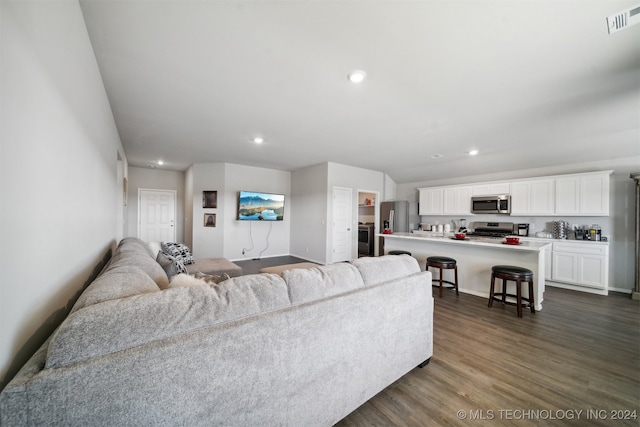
left=357, top=190, right=379, bottom=256
left=138, top=189, right=177, bottom=242
left=332, top=187, right=353, bottom=263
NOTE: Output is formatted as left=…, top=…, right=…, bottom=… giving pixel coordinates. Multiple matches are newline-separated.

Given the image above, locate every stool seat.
left=389, top=250, right=412, bottom=256
left=488, top=264, right=535, bottom=317
left=427, top=256, right=456, bottom=267
left=492, top=265, right=533, bottom=277
left=426, top=256, right=458, bottom=297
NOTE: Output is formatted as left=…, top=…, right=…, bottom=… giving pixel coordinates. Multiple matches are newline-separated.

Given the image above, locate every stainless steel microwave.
left=471, top=195, right=511, bottom=214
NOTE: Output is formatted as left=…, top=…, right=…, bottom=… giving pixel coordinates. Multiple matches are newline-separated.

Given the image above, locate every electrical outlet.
left=242, top=249, right=245, bottom=255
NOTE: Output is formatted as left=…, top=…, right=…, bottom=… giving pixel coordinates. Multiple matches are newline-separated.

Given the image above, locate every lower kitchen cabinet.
left=549, top=241, right=608, bottom=294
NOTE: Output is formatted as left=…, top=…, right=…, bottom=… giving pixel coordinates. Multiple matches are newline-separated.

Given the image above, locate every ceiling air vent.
left=607, top=4, right=640, bottom=34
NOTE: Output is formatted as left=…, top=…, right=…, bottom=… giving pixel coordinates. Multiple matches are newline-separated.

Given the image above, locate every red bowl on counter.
left=454, top=233, right=467, bottom=240
left=505, top=236, right=520, bottom=244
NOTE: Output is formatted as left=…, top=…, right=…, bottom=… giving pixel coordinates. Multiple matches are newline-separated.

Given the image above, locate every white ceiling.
left=79, top=0, right=640, bottom=184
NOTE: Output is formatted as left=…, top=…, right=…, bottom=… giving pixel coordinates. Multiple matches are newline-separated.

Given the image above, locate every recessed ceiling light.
left=157, top=160, right=164, bottom=165
left=468, top=150, right=479, bottom=156
left=430, top=154, right=443, bottom=159
left=347, top=70, right=366, bottom=83
left=253, top=137, right=264, bottom=144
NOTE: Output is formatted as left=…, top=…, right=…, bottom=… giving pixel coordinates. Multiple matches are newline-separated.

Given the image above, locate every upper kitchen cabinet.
left=555, top=172, right=610, bottom=216
left=418, top=187, right=444, bottom=215
left=443, top=186, right=473, bottom=215
left=472, top=182, right=510, bottom=196
left=510, top=178, right=555, bottom=216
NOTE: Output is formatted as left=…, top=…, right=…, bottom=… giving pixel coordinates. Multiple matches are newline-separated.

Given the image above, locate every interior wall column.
left=631, top=172, right=640, bottom=300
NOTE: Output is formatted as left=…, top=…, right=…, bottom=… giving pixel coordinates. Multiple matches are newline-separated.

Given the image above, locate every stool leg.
left=454, top=265, right=459, bottom=295
left=529, top=279, right=535, bottom=314
left=488, top=273, right=496, bottom=307
left=438, top=266, right=443, bottom=298
left=516, top=278, right=522, bottom=317
left=501, top=279, right=507, bottom=304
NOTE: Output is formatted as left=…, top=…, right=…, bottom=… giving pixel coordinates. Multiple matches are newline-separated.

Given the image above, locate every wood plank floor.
left=337, top=286, right=640, bottom=427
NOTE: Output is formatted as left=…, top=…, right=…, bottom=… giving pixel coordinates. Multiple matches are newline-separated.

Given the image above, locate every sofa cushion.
left=350, top=254, right=421, bottom=287
left=46, top=273, right=290, bottom=368
left=116, top=237, right=155, bottom=258
left=71, top=266, right=160, bottom=313
left=108, top=250, right=170, bottom=289
left=283, top=262, right=364, bottom=305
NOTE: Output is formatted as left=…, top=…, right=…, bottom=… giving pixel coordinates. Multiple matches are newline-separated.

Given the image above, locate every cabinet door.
left=530, top=179, right=555, bottom=214
left=577, top=254, right=607, bottom=289
left=472, top=182, right=510, bottom=196
left=580, top=174, right=609, bottom=215
left=555, top=176, right=580, bottom=215
left=443, top=186, right=472, bottom=215
left=510, top=179, right=554, bottom=215
left=552, top=251, right=578, bottom=283
left=418, top=188, right=444, bottom=215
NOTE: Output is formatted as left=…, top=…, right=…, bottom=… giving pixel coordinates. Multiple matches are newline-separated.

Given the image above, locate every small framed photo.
left=204, top=213, right=216, bottom=227
left=203, top=191, right=217, bottom=208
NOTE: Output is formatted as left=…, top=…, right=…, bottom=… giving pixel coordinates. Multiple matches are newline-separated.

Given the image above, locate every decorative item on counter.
left=457, top=218, right=468, bottom=233
left=588, top=224, right=602, bottom=241
left=552, top=220, right=569, bottom=239
left=503, top=236, right=521, bottom=245
left=454, top=232, right=467, bottom=240
left=444, top=224, right=451, bottom=233
left=382, top=228, right=392, bottom=234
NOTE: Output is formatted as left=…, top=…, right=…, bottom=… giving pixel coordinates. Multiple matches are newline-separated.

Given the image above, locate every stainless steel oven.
left=358, top=223, right=374, bottom=256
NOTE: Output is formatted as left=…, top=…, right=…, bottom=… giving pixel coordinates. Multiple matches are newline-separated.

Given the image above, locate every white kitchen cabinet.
left=510, top=179, right=555, bottom=215
left=443, top=186, right=472, bottom=215
left=418, top=187, right=444, bottom=215
left=549, top=241, right=608, bottom=293
left=472, top=182, right=510, bottom=196
left=555, top=172, right=610, bottom=216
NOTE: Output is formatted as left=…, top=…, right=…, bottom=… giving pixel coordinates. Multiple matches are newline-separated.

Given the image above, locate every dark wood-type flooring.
left=338, top=286, right=640, bottom=427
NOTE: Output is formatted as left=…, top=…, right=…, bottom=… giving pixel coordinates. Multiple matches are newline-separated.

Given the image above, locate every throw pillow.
left=156, top=250, right=187, bottom=279
left=161, top=242, right=194, bottom=265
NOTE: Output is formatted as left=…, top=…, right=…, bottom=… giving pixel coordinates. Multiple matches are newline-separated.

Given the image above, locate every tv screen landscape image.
left=237, top=191, right=285, bottom=221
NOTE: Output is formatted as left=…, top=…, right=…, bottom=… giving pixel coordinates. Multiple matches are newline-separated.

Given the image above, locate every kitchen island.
left=380, top=232, right=552, bottom=310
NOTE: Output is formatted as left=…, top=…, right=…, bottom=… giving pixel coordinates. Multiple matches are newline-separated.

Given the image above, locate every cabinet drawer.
left=552, top=242, right=608, bottom=255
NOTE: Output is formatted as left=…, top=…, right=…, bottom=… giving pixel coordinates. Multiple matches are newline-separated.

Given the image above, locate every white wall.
left=396, top=157, right=640, bottom=293
left=190, top=163, right=226, bottom=258
left=224, top=164, right=291, bottom=260
left=327, top=163, right=385, bottom=261
left=0, top=1, right=124, bottom=389
left=290, top=163, right=329, bottom=264
left=126, top=167, right=185, bottom=243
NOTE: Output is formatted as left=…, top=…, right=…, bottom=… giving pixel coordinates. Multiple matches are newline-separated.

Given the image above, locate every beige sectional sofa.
left=0, top=237, right=434, bottom=426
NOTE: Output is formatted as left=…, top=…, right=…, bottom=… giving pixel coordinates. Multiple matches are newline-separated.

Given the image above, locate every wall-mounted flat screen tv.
left=237, top=191, right=285, bottom=221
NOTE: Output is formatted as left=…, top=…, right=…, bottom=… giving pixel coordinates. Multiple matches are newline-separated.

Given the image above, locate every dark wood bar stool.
left=488, top=265, right=535, bottom=317
left=426, top=256, right=459, bottom=298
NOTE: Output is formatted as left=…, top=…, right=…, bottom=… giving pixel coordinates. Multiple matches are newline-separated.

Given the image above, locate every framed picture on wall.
left=202, top=191, right=218, bottom=208
left=203, top=191, right=217, bottom=208
left=204, top=213, right=216, bottom=227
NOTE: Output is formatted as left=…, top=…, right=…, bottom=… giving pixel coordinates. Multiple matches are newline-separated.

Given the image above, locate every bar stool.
left=426, top=256, right=459, bottom=298
left=488, top=265, right=535, bottom=317
left=388, top=250, right=411, bottom=256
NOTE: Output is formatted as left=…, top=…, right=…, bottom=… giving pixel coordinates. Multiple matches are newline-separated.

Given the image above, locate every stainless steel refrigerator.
left=379, top=201, right=409, bottom=255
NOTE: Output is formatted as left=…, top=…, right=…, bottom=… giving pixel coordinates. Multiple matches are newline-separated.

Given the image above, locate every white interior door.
left=138, top=189, right=176, bottom=242
left=332, top=187, right=353, bottom=263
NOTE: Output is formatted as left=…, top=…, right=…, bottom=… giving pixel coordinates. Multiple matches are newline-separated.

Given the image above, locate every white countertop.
left=379, top=232, right=552, bottom=252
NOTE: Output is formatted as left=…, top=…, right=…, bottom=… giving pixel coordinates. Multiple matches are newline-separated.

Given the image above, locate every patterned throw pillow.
left=161, top=242, right=194, bottom=265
